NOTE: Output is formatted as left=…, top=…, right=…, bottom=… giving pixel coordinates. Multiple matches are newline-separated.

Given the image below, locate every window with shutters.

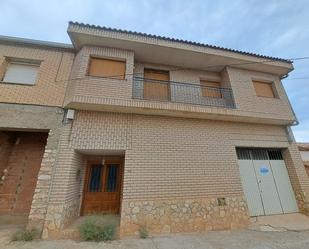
left=200, top=80, right=222, bottom=98
left=1, top=58, right=40, bottom=85
left=88, top=57, right=126, bottom=80
left=252, top=80, right=276, bottom=98
left=143, top=69, right=170, bottom=101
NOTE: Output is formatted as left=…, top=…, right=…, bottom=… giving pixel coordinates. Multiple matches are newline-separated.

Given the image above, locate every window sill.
left=202, top=96, right=223, bottom=99
left=0, top=81, right=35, bottom=86
left=256, top=95, right=280, bottom=99
left=85, top=75, right=128, bottom=82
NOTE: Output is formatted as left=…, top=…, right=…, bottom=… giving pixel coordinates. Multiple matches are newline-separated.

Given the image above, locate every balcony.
left=132, top=77, right=235, bottom=109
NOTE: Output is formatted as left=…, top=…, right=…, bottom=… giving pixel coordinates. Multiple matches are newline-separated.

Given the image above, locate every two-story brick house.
left=1, top=22, right=309, bottom=238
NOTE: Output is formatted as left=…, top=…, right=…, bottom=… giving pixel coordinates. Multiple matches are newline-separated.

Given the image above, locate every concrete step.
left=249, top=213, right=309, bottom=232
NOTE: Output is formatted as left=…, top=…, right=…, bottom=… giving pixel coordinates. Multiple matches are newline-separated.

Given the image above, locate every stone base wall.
left=296, top=192, right=309, bottom=215
left=120, top=195, right=249, bottom=237
left=27, top=147, right=58, bottom=232
left=61, top=199, right=82, bottom=229
left=42, top=198, right=81, bottom=238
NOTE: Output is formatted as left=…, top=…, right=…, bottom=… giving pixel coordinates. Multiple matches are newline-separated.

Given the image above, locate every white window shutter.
left=3, top=63, right=39, bottom=85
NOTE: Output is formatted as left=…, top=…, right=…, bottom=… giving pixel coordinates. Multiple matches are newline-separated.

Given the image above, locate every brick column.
left=40, top=121, right=84, bottom=238
left=283, top=143, right=309, bottom=214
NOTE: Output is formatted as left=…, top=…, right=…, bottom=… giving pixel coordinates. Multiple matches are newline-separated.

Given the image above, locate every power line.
left=284, top=77, right=309, bottom=81
left=165, top=56, right=309, bottom=73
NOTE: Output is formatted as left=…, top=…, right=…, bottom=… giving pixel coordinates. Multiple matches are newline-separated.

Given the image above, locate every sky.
left=1, top=0, right=308, bottom=141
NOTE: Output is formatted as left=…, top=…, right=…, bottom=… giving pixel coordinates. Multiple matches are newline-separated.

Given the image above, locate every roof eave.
left=0, top=35, right=74, bottom=52
left=68, top=22, right=293, bottom=75
left=68, top=21, right=293, bottom=65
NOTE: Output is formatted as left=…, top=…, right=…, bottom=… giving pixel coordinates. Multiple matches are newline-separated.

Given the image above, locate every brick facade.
left=64, top=46, right=134, bottom=106
left=0, top=44, right=74, bottom=107
left=0, top=40, right=73, bottom=233
left=65, top=49, right=295, bottom=126
left=42, top=111, right=309, bottom=237
left=1, top=25, right=308, bottom=239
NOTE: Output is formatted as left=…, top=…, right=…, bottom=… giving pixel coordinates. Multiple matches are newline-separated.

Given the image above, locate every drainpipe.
left=280, top=73, right=299, bottom=143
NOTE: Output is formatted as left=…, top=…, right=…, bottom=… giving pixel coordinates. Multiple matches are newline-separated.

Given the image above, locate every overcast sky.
left=1, top=0, right=308, bottom=141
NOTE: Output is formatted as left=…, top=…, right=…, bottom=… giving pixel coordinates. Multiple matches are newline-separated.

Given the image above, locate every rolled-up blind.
left=143, top=69, right=169, bottom=101
left=200, top=80, right=222, bottom=98
left=253, top=80, right=275, bottom=98
left=89, top=57, right=126, bottom=79
left=3, top=63, right=39, bottom=85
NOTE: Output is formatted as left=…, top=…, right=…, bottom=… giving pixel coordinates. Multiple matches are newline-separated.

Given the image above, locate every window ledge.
left=0, top=81, right=35, bottom=86
left=85, top=75, right=128, bottom=82
left=256, top=95, right=280, bottom=99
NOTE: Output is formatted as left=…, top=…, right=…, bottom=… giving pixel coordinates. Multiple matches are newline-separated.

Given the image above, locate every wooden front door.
left=0, top=132, right=47, bottom=215
left=82, top=159, right=123, bottom=215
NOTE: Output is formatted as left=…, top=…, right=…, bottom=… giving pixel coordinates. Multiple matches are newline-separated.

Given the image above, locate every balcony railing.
left=132, top=77, right=235, bottom=108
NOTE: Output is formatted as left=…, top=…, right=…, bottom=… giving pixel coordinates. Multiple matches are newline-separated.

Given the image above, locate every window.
left=88, top=57, right=126, bottom=79
left=200, top=80, right=222, bottom=98
left=2, top=61, right=39, bottom=85
left=88, top=164, right=103, bottom=192
left=105, top=165, right=119, bottom=192
left=252, top=80, right=276, bottom=98
left=143, top=69, right=170, bottom=101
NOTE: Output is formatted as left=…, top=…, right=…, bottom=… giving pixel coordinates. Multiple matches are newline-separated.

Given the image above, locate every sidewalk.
left=3, top=229, right=309, bottom=249
left=249, top=213, right=309, bottom=232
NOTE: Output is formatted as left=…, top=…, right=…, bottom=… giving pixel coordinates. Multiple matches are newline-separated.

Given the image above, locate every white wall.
left=300, top=151, right=309, bottom=161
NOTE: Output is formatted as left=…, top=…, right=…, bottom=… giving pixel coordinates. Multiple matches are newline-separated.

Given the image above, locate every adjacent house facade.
left=298, top=143, right=309, bottom=176
left=0, top=22, right=309, bottom=238
left=0, top=35, right=74, bottom=232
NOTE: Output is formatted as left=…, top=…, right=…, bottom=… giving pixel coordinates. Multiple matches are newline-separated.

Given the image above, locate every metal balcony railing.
left=132, top=77, right=235, bottom=108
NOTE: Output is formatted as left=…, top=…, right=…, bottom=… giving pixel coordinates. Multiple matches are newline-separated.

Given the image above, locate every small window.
left=200, top=80, right=222, bottom=98
left=252, top=80, right=276, bottom=98
left=88, top=57, right=126, bottom=79
left=2, top=61, right=39, bottom=85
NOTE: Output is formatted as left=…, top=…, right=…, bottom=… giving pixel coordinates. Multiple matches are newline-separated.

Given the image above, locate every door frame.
left=80, top=158, right=124, bottom=216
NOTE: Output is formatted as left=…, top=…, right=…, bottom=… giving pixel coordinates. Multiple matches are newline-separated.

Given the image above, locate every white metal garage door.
left=237, top=148, right=298, bottom=216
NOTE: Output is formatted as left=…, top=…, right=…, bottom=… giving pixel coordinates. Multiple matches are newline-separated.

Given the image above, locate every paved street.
left=3, top=230, right=309, bottom=249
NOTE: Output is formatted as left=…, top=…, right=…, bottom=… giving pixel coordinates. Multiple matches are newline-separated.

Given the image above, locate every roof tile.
left=69, top=21, right=292, bottom=63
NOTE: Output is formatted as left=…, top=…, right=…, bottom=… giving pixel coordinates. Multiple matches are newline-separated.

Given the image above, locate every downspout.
left=280, top=73, right=299, bottom=143
left=280, top=73, right=299, bottom=126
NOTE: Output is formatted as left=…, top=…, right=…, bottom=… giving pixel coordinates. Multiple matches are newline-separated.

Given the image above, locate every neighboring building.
left=298, top=143, right=309, bottom=176
left=0, top=36, right=74, bottom=232
left=1, top=22, right=309, bottom=238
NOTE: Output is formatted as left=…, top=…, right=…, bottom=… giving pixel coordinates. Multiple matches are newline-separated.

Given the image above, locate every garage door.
left=237, top=148, right=298, bottom=216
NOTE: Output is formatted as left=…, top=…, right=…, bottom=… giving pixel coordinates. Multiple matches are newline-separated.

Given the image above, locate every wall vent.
left=236, top=148, right=283, bottom=160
